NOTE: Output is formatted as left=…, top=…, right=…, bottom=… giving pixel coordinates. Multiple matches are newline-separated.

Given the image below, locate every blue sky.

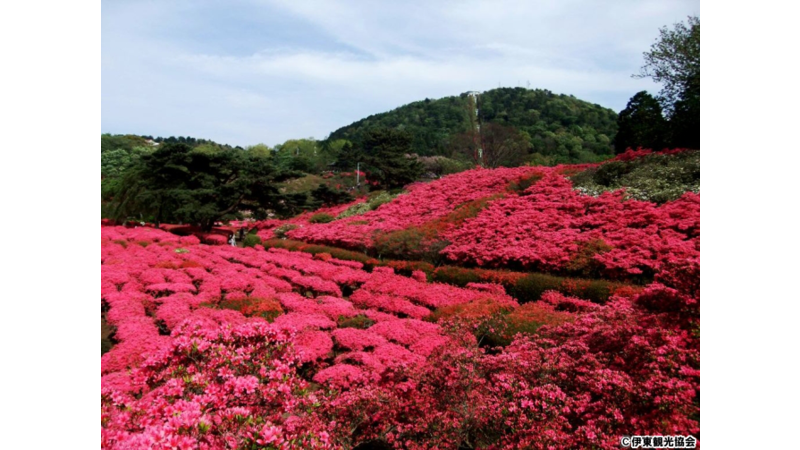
left=102, top=0, right=699, bottom=147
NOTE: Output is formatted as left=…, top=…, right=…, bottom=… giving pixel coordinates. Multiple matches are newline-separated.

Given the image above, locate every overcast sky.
left=102, top=0, right=699, bottom=147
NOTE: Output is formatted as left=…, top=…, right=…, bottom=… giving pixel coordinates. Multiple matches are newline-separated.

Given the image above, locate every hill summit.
left=328, top=87, right=619, bottom=164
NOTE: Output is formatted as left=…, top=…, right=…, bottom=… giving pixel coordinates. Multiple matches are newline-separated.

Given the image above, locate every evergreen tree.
left=110, top=143, right=284, bottom=229
left=360, top=128, right=423, bottom=189
left=636, top=16, right=700, bottom=149
left=615, top=91, right=668, bottom=153
left=334, top=142, right=361, bottom=172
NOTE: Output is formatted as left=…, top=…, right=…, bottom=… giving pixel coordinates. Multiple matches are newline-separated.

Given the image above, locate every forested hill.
left=327, top=87, right=619, bottom=163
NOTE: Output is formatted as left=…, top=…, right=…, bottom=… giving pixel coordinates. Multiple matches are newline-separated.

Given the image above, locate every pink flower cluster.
left=102, top=321, right=333, bottom=449
left=442, top=172, right=699, bottom=278
left=319, top=278, right=699, bottom=449
left=101, top=223, right=512, bottom=398
left=101, top=221, right=699, bottom=449
left=286, top=166, right=545, bottom=248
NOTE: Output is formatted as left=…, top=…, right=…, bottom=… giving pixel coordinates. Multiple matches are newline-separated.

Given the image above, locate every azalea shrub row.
left=260, top=239, right=639, bottom=304
left=246, top=154, right=697, bottom=281
left=102, top=225, right=699, bottom=449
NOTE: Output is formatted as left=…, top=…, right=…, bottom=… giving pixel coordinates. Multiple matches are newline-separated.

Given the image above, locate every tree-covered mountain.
left=327, top=87, right=619, bottom=164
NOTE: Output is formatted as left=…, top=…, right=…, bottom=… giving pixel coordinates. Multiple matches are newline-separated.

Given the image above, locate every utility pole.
left=356, top=162, right=360, bottom=187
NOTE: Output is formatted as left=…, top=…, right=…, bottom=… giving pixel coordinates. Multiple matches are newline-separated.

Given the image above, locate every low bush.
left=483, top=302, right=574, bottom=347
left=262, top=240, right=634, bottom=304
left=273, top=224, right=299, bottom=239
left=505, top=273, right=564, bottom=303
left=337, top=314, right=375, bottom=329
left=336, top=191, right=403, bottom=219
left=431, top=266, right=483, bottom=286
left=571, top=149, right=699, bottom=203
left=336, top=202, right=372, bottom=219
left=309, top=213, right=336, bottom=224
left=373, top=227, right=448, bottom=263
left=311, top=184, right=355, bottom=208
left=383, top=260, right=435, bottom=278
left=242, top=234, right=262, bottom=248
left=434, top=266, right=631, bottom=304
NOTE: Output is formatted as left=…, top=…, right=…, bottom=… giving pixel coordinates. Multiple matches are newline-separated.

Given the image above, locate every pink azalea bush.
left=442, top=172, right=699, bottom=279
left=102, top=210, right=699, bottom=449
left=286, top=166, right=545, bottom=249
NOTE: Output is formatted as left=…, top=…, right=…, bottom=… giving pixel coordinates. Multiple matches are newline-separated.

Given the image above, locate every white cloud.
left=102, top=0, right=699, bottom=146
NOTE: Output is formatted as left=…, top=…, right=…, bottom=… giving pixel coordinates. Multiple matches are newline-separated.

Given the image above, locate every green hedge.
left=242, top=234, right=262, bottom=248
left=433, top=266, right=627, bottom=304
left=309, top=213, right=335, bottom=224
left=262, top=239, right=636, bottom=304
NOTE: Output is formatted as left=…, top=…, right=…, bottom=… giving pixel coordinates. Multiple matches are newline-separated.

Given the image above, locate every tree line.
left=615, top=16, right=699, bottom=152
left=101, top=128, right=425, bottom=229
left=102, top=16, right=699, bottom=228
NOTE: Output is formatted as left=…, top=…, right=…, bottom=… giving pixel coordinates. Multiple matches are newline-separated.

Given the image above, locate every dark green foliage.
left=372, top=228, right=448, bottom=264
left=109, top=142, right=289, bottom=229
left=330, top=95, right=469, bottom=157
left=615, top=91, right=668, bottom=153
left=101, top=316, right=115, bottom=355
left=431, top=266, right=626, bottom=304
left=636, top=16, right=700, bottom=149
left=383, top=260, right=436, bottom=278
left=430, top=266, right=483, bottom=286
left=450, top=122, right=531, bottom=168
left=101, top=135, right=159, bottom=218
left=358, top=128, right=424, bottom=189
left=573, top=281, right=614, bottom=305
left=570, top=149, right=700, bottom=203
left=669, top=94, right=700, bottom=149
left=505, top=273, right=564, bottom=303
left=152, top=135, right=222, bottom=147
left=273, top=192, right=316, bottom=218
left=242, top=234, right=262, bottom=248
left=327, top=88, right=617, bottom=163
left=309, top=213, right=336, bottom=224
left=337, top=315, right=376, bottom=330
left=311, top=184, right=354, bottom=208
left=334, top=142, right=361, bottom=172
left=273, top=138, right=340, bottom=174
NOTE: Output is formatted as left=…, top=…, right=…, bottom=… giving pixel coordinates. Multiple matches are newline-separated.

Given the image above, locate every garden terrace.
left=101, top=224, right=699, bottom=448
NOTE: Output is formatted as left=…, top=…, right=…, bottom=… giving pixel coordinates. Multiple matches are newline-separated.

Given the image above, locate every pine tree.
left=615, top=91, right=668, bottom=153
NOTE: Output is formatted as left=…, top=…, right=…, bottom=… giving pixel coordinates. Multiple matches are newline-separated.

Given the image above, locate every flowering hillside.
left=252, top=151, right=698, bottom=281
left=101, top=225, right=699, bottom=449
left=285, top=166, right=545, bottom=248
left=442, top=173, right=699, bottom=279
